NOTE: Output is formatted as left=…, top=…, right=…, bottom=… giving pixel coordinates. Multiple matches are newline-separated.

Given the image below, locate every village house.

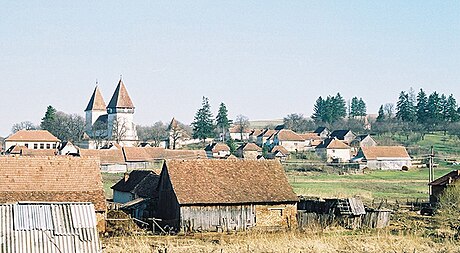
left=316, top=138, right=352, bottom=163
left=155, top=159, right=298, bottom=232
left=4, top=130, right=60, bottom=151
left=270, top=145, right=290, bottom=161
left=226, top=125, right=251, bottom=141
left=299, top=133, right=323, bottom=150
left=256, top=129, right=277, bottom=147
left=0, top=156, right=107, bottom=232
left=330, top=130, right=356, bottom=144
left=58, top=141, right=80, bottom=155
left=79, top=148, right=127, bottom=173
left=270, top=129, right=307, bottom=152
left=0, top=202, right=102, bottom=252
left=351, top=134, right=377, bottom=148
left=205, top=142, right=231, bottom=158
left=429, top=170, right=460, bottom=204
left=236, top=142, right=262, bottom=160
left=353, top=146, right=411, bottom=170
left=111, top=170, right=160, bottom=219
left=313, top=127, right=330, bottom=139
left=249, top=129, right=263, bottom=143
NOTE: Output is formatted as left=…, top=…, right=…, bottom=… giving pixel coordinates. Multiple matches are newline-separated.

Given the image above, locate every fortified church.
left=81, top=79, right=138, bottom=148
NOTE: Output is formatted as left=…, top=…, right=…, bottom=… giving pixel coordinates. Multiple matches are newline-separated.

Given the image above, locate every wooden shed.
left=155, top=160, right=298, bottom=232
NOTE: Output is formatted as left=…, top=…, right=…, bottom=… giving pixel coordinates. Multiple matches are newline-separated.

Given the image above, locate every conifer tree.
left=40, top=105, right=57, bottom=132
left=192, top=97, right=215, bottom=143
left=416, top=89, right=428, bottom=124
left=376, top=105, right=385, bottom=122
left=216, top=102, right=230, bottom=141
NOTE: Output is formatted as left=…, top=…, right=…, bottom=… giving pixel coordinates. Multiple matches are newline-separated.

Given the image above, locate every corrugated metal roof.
left=0, top=202, right=101, bottom=253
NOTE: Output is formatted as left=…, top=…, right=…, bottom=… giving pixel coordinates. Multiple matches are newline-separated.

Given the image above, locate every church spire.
left=107, top=79, right=134, bottom=109
left=85, top=86, right=106, bottom=111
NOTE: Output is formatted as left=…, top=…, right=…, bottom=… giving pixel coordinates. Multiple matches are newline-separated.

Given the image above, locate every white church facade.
left=81, top=79, right=138, bottom=148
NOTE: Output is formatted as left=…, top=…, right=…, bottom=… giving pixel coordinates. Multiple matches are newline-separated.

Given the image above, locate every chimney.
left=124, top=172, right=129, bottom=182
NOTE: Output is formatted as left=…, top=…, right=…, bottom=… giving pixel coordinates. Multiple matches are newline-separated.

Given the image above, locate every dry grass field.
left=102, top=229, right=460, bottom=253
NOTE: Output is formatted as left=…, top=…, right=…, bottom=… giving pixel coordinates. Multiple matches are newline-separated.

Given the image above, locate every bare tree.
left=92, top=120, right=108, bottom=149
left=11, top=121, right=37, bottom=133
left=168, top=124, right=182, bottom=150
left=152, top=122, right=168, bottom=147
left=111, top=118, right=127, bottom=144
left=235, top=115, right=249, bottom=141
left=383, top=103, right=395, bottom=119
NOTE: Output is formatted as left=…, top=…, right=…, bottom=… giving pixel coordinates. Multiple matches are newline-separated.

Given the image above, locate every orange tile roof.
left=299, top=133, right=322, bottom=140
left=6, top=130, right=60, bottom=142
left=85, top=86, right=106, bottom=111
left=317, top=138, right=350, bottom=149
left=21, top=149, right=56, bottom=157
left=143, top=147, right=207, bottom=160
left=205, top=143, right=230, bottom=153
left=275, top=129, right=305, bottom=141
left=0, top=156, right=106, bottom=211
left=123, top=146, right=151, bottom=162
left=79, top=148, right=125, bottom=164
left=271, top=145, right=289, bottom=155
left=237, top=143, right=262, bottom=151
left=107, top=80, right=134, bottom=109
left=163, top=160, right=298, bottom=205
left=360, top=146, right=410, bottom=160
left=250, top=129, right=264, bottom=137
left=258, top=129, right=276, bottom=138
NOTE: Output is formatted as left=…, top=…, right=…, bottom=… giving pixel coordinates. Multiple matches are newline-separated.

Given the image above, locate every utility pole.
left=428, top=146, right=434, bottom=196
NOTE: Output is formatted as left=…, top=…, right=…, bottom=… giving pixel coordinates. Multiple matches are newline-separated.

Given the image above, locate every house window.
left=24, top=144, right=28, bottom=148
left=53, top=144, right=57, bottom=149
left=34, top=144, right=38, bottom=149
left=269, top=208, right=284, bottom=216
left=46, top=144, right=50, bottom=149
left=40, top=144, right=44, bottom=149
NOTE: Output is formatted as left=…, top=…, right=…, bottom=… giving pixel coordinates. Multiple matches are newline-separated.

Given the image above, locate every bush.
left=436, top=182, right=460, bottom=238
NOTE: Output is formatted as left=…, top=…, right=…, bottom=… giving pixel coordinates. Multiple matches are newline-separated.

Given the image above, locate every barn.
left=155, top=159, right=298, bottom=232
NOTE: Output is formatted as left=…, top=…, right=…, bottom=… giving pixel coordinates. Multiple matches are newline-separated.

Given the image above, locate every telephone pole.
left=428, top=146, right=434, bottom=195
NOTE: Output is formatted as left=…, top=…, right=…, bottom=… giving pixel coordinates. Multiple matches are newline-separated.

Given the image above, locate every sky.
left=0, top=1, right=459, bottom=136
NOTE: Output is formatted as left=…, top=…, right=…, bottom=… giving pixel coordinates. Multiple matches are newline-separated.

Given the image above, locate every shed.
left=236, top=142, right=262, bottom=159
left=79, top=148, right=127, bottom=173
left=156, top=159, right=298, bottom=232
left=315, top=138, right=351, bottom=163
left=0, top=202, right=101, bottom=253
left=429, top=170, right=460, bottom=204
left=329, top=130, right=356, bottom=144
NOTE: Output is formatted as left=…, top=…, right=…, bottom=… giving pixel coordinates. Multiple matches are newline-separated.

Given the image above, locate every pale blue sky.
left=1, top=1, right=459, bottom=136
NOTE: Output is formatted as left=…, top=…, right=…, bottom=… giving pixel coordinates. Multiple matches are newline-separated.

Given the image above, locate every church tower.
left=84, top=86, right=107, bottom=136
left=106, top=79, right=138, bottom=146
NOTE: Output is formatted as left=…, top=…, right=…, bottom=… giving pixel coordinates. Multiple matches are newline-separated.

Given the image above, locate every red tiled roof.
left=107, top=80, right=134, bottom=109
left=6, top=130, right=60, bottom=142
left=85, top=86, right=106, bottom=111
left=205, top=143, right=230, bottom=153
left=0, top=156, right=106, bottom=211
left=275, top=129, right=305, bottom=141
left=21, top=149, right=56, bottom=157
left=271, top=145, right=289, bottom=155
left=162, top=159, right=298, bottom=205
left=79, top=148, right=125, bottom=164
left=361, top=146, right=410, bottom=160
left=237, top=143, right=262, bottom=152
left=299, top=133, right=322, bottom=140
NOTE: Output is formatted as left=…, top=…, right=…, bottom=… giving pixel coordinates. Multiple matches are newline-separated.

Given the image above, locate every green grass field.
left=288, top=166, right=458, bottom=203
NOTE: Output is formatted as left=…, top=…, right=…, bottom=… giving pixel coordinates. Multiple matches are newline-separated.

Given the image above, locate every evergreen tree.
left=332, top=92, right=347, bottom=120
left=376, top=105, right=385, bottom=122
left=445, top=94, right=459, bottom=122
left=192, top=97, right=215, bottom=143
left=350, top=97, right=359, bottom=117
left=357, top=98, right=366, bottom=116
left=216, top=102, right=230, bottom=140
left=40, top=105, right=57, bottom=132
left=312, top=96, right=325, bottom=123
left=416, top=88, right=428, bottom=124
left=396, top=91, right=416, bottom=122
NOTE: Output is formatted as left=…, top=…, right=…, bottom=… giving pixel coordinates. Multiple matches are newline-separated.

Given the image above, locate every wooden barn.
left=429, top=170, right=460, bottom=204
left=155, top=159, right=298, bottom=232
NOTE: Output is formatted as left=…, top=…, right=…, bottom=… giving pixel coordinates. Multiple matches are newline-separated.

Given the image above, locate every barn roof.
left=330, top=130, right=354, bottom=140
left=360, top=146, right=410, bottom=160
left=299, top=133, right=322, bottom=140
left=314, top=127, right=329, bottom=134
left=162, top=159, right=298, bottom=205
left=79, top=148, right=125, bottom=165
left=6, top=130, right=59, bottom=142
left=111, top=170, right=152, bottom=192
left=21, top=149, right=56, bottom=157
left=0, top=156, right=106, bottom=211
left=429, top=170, right=460, bottom=186
left=257, top=129, right=276, bottom=138
left=271, top=145, right=289, bottom=155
